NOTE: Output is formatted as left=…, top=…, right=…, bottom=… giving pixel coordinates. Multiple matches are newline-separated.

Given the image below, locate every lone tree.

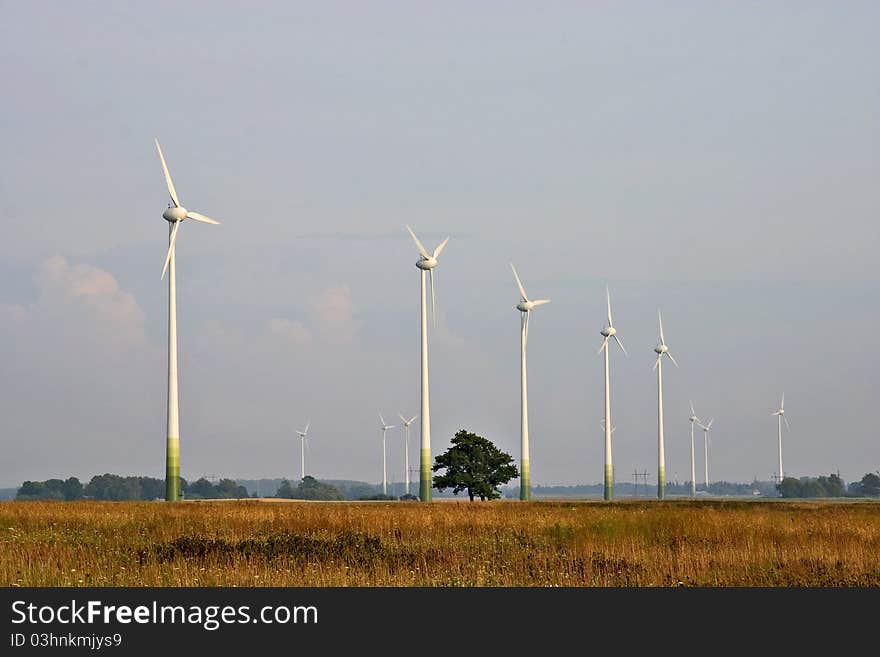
left=432, top=430, right=519, bottom=501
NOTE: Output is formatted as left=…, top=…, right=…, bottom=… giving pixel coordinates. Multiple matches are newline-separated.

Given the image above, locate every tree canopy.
left=432, top=430, right=519, bottom=501
left=275, top=476, right=345, bottom=501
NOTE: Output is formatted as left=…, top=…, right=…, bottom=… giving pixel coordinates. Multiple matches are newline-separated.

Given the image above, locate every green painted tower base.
left=419, top=448, right=431, bottom=501
left=520, top=460, right=530, bottom=501
left=165, top=437, right=180, bottom=501
left=657, top=468, right=666, bottom=500
left=604, top=464, right=613, bottom=501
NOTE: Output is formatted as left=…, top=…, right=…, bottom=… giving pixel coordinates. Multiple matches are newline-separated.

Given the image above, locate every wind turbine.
left=698, top=418, right=714, bottom=490
left=688, top=402, right=701, bottom=498
left=154, top=139, right=220, bottom=502
left=405, top=225, right=449, bottom=502
left=511, top=263, right=550, bottom=501
left=398, top=413, right=418, bottom=495
left=772, top=393, right=790, bottom=481
left=598, top=287, right=627, bottom=501
left=653, top=311, right=678, bottom=500
left=296, top=420, right=310, bottom=480
left=379, top=413, right=396, bottom=496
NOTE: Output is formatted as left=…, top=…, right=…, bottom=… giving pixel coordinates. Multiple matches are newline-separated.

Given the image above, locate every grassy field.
left=2, top=499, right=879, bottom=586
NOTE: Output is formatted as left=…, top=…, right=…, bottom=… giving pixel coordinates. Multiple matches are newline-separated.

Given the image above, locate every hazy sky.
left=1, top=2, right=878, bottom=488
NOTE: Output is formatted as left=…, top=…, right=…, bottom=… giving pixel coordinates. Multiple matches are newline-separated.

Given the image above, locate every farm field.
left=2, top=499, right=879, bottom=587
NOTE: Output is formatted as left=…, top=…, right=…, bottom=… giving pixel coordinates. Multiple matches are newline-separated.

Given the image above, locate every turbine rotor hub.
left=163, top=207, right=187, bottom=222
left=415, top=257, right=437, bottom=270
left=517, top=301, right=533, bottom=312
left=655, top=343, right=668, bottom=354
left=601, top=326, right=615, bottom=337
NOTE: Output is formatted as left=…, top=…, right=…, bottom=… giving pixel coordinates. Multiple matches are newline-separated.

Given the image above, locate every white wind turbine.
left=511, top=263, right=550, bottom=501
left=698, top=417, right=714, bottom=490
left=405, top=225, right=449, bottom=502
left=296, top=420, right=310, bottom=480
left=653, top=311, right=678, bottom=500
left=155, top=139, right=220, bottom=502
left=598, top=288, right=626, bottom=501
left=688, top=402, right=701, bottom=498
left=772, top=393, right=790, bottom=481
left=398, top=413, right=418, bottom=496
left=379, top=413, right=396, bottom=496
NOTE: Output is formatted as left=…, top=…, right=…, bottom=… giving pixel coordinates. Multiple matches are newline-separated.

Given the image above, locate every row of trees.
left=16, top=474, right=250, bottom=501
left=776, top=473, right=880, bottom=498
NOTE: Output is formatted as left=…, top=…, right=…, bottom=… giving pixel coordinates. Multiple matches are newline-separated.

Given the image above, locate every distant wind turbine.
left=405, top=225, right=449, bottom=501
left=698, top=418, right=715, bottom=489
left=296, top=420, right=310, bottom=480
left=379, top=413, right=396, bottom=496
left=398, top=413, right=418, bottom=496
left=598, top=287, right=627, bottom=501
left=772, top=393, right=790, bottom=481
left=511, top=263, right=550, bottom=501
left=154, top=139, right=220, bottom=502
left=688, top=402, right=701, bottom=498
left=653, top=311, right=678, bottom=500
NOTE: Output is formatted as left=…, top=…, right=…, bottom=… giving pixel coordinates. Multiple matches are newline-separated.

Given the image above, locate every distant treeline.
left=14, top=472, right=879, bottom=501
left=777, top=473, right=880, bottom=498
left=16, top=474, right=249, bottom=501
left=505, top=480, right=779, bottom=498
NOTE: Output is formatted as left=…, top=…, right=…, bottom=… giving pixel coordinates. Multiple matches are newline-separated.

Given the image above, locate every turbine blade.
left=398, top=413, right=407, bottom=423
left=781, top=392, right=785, bottom=410
left=408, top=415, right=418, bottom=424
left=186, top=211, right=220, bottom=225
left=304, top=420, right=310, bottom=434
left=510, top=263, right=529, bottom=301
left=429, top=268, right=436, bottom=328
left=432, top=237, right=449, bottom=259
left=525, top=309, right=530, bottom=346
left=666, top=351, right=679, bottom=368
left=658, top=310, right=665, bottom=345
left=784, top=416, right=791, bottom=431
left=653, top=355, right=660, bottom=371
left=379, top=412, right=386, bottom=427
left=597, top=337, right=608, bottom=355
left=606, top=287, right=613, bottom=326
left=613, top=334, right=627, bottom=356
left=155, top=139, right=180, bottom=208
left=707, top=418, right=714, bottom=429
left=405, top=225, right=429, bottom=258
left=161, top=220, right=182, bottom=280
left=532, top=299, right=551, bottom=306
left=690, top=400, right=696, bottom=416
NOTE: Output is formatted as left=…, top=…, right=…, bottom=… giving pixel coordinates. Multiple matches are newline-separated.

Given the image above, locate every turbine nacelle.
left=600, top=325, right=616, bottom=338
left=415, top=256, right=438, bottom=270
left=654, top=342, right=668, bottom=355
left=163, top=207, right=187, bottom=222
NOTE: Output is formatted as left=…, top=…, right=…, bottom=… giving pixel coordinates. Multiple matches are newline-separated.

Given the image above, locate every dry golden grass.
left=1, top=499, right=879, bottom=586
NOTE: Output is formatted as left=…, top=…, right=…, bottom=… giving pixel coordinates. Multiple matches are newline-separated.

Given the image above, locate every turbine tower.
left=653, top=311, right=678, bottom=500
left=698, top=418, right=714, bottom=489
left=597, top=287, right=627, bottom=501
left=398, top=413, right=418, bottom=495
left=405, top=225, right=449, bottom=502
left=155, top=139, right=220, bottom=502
left=379, top=413, right=396, bottom=496
left=511, top=263, right=550, bottom=501
left=296, top=420, right=310, bottom=480
left=772, top=393, right=790, bottom=481
left=688, top=402, right=701, bottom=498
